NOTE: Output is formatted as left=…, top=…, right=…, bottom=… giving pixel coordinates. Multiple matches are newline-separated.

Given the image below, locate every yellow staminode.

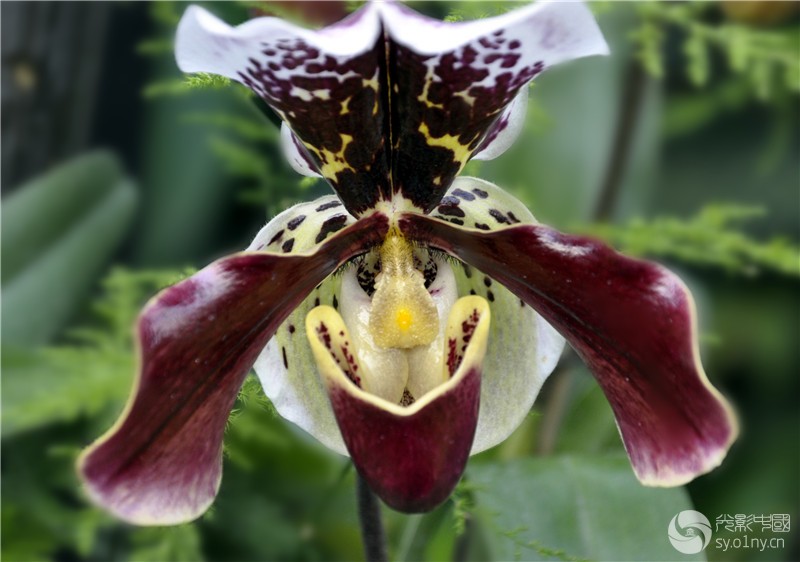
left=369, top=233, right=439, bottom=349
left=395, top=307, right=413, bottom=332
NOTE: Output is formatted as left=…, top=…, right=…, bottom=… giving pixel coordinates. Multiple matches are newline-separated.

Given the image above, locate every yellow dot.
left=395, top=308, right=413, bottom=332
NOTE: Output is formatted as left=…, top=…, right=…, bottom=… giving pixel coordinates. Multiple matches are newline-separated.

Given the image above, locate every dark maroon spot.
left=316, top=200, right=342, bottom=212
left=289, top=324, right=296, bottom=334
left=463, top=265, right=473, bottom=278
left=474, top=223, right=490, bottom=231
left=268, top=229, right=284, bottom=246
left=315, top=214, right=349, bottom=243
left=449, top=218, right=464, bottom=226
left=509, top=40, right=521, bottom=50
left=437, top=204, right=465, bottom=218
left=333, top=295, right=339, bottom=309
left=489, top=209, right=510, bottom=225
left=507, top=212, right=521, bottom=224
left=281, top=238, right=295, bottom=253
left=483, top=277, right=492, bottom=287
left=317, top=322, right=332, bottom=350
left=446, top=338, right=459, bottom=376
left=487, top=291, right=495, bottom=303
left=314, top=297, right=321, bottom=306
left=452, top=188, right=476, bottom=201
left=287, top=215, right=306, bottom=230
left=472, top=188, right=488, bottom=199
left=469, top=289, right=476, bottom=295
left=282, top=347, right=289, bottom=369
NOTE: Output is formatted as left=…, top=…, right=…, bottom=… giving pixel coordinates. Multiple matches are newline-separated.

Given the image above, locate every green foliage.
left=583, top=204, right=800, bottom=277
left=2, top=268, right=193, bottom=437
left=130, top=526, right=204, bottom=562
left=2, top=152, right=138, bottom=345
left=143, top=73, right=236, bottom=99
left=632, top=2, right=800, bottom=98
left=469, top=456, right=701, bottom=561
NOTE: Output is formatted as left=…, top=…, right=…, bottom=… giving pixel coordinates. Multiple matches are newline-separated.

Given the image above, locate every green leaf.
left=0, top=346, right=133, bottom=438
left=2, top=172, right=137, bottom=345
left=470, top=455, right=702, bottom=561
left=553, top=373, right=623, bottom=456
left=581, top=204, right=800, bottom=277
left=1, top=150, right=124, bottom=283
left=1, top=268, right=190, bottom=437
left=130, top=526, right=204, bottom=562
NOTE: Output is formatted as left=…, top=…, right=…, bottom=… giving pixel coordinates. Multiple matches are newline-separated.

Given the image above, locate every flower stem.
left=356, top=473, right=388, bottom=562
left=593, top=59, right=649, bottom=221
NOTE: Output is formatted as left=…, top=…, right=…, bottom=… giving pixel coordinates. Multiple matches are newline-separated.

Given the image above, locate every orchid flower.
left=78, top=1, right=737, bottom=525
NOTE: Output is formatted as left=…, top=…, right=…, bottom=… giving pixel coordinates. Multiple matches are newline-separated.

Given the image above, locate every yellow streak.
left=303, top=134, right=355, bottom=179
left=418, top=122, right=471, bottom=166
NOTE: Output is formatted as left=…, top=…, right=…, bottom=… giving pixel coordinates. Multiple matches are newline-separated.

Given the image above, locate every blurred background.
left=1, top=1, right=798, bottom=561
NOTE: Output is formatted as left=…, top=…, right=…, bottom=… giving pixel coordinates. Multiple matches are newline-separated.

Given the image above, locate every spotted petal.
left=78, top=213, right=388, bottom=525
left=400, top=205, right=737, bottom=486
left=306, top=296, right=490, bottom=512
left=248, top=195, right=360, bottom=454
left=433, top=178, right=566, bottom=453
left=176, top=2, right=608, bottom=215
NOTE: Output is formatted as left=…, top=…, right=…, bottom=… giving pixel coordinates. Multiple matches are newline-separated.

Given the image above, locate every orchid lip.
left=306, top=292, right=491, bottom=512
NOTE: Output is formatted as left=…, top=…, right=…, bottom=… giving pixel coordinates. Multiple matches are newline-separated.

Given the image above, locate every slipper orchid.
left=78, top=1, right=737, bottom=525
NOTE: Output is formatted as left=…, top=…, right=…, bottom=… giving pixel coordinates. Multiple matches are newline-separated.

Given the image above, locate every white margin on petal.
left=175, top=4, right=382, bottom=78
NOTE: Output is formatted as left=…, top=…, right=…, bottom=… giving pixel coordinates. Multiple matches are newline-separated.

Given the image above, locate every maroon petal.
left=78, top=214, right=388, bottom=525
left=305, top=296, right=491, bottom=512
left=400, top=214, right=737, bottom=486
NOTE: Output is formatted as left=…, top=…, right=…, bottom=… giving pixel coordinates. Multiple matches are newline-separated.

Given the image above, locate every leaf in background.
left=553, top=372, right=623, bottom=456
left=582, top=204, right=800, bottom=277
left=1, top=268, right=191, bottom=437
left=2, top=151, right=137, bottom=345
left=470, top=456, right=702, bottom=562
left=0, top=346, right=133, bottom=438
left=130, top=526, right=204, bottom=562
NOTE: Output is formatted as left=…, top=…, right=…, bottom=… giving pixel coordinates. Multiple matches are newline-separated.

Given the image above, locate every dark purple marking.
left=268, top=229, right=284, bottom=246
left=315, top=200, right=342, bottom=212
left=437, top=204, right=466, bottom=218
left=452, top=188, right=476, bottom=201
left=287, top=215, right=306, bottom=230
left=315, top=214, right=349, bottom=243
left=281, top=238, right=295, bottom=253
left=488, top=209, right=510, bottom=225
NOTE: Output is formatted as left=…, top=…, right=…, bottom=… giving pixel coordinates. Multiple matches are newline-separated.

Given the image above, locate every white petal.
left=247, top=195, right=353, bottom=253
left=432, top=177, right=567, bottom=453
left=250, top=195, right=358, bottom=455
left=379, top=1, right=608, bottom=61
left=175, top=4, right=381, bottom=78
left=431, top=175, right=535, bottom=228
left=472, top=89, right=528, bottom=161
left=280, top=123, right=321, bottom=178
